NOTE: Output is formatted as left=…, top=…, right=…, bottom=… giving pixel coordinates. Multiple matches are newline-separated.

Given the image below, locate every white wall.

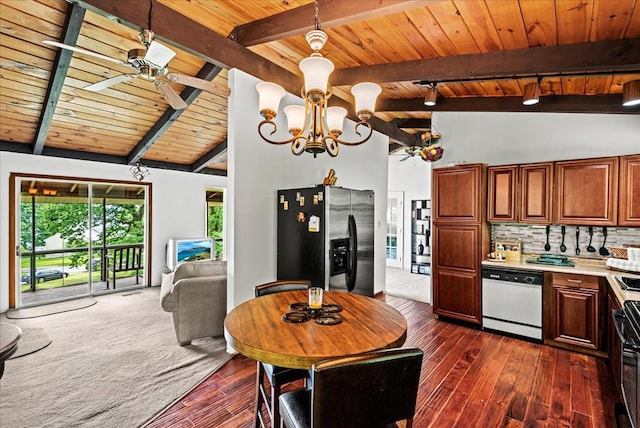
left=227, top=68, right=389, bottom=307
left=0, top=152, right=227, bottom=312
left=387, top=155, right=432, bottom=271
left=433, top=112, right=640, bottom=166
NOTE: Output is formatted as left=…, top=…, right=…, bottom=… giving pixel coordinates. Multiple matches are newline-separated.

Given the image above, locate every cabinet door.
left=619, top=154, right=640, bottom=226
left=550, top=285, right=599, bottom=349
left=520, top=162, right=553, bottom=224
left=554, top=157, right=619, bottom=225
left=432, top=224, right=482, bottom=324
left=488, top=165, right=518, bottom=222
left=433, top=164, right=486, bottom=223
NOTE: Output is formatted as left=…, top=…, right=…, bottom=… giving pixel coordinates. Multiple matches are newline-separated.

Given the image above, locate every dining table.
left=224, top=290, right=408, bottom=370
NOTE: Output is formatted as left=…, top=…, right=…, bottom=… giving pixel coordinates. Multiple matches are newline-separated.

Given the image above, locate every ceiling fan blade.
left=144, top=40, right=176, bottom=68
left=84, top=74, right=138, bottom=92
left=154, top=80, right=188, bottom=110
left=166, top=73, right=231, bottom=97
left=399, top=155, right=411, bottom=162
left=43, top=40, right=132, bottom=67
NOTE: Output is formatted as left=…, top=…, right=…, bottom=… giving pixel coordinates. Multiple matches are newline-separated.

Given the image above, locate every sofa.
left=160, top=260, right=227, bottom=345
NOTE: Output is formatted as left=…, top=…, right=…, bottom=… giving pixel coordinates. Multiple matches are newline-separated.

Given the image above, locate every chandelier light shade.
left=622, top=80, right=640, bottom=107
left=523, top=82, right=540, bottom=105
left=423, top=86, right=438, bottom=106
left=256, top=0, right=381, bottom=158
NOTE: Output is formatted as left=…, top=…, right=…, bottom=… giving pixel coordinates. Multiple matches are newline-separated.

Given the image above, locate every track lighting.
left=623, top=80, right=640, bottom=107
left=522, top=82, right=540, bottom=106
left=423, top=85, right=437, bottom=106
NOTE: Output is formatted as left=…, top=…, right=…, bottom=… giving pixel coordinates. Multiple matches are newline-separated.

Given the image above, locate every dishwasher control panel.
left=481, top=267, right=543, bottom=286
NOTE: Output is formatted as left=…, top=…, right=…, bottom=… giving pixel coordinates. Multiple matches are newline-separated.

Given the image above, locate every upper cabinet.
left=619, top=154, right=640, bottom=227
left=433, top=164, right=486, bottom=224
left=520, top=162, right=553, bottom=224
left=554, top=157, right=619, bottom=226
left=487, top=162, right=553, bottom=224
left=488, top=165, right=518, bottom=222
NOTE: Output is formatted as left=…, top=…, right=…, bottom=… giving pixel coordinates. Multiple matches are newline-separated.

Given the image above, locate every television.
left=166, top=237, right=214, bottom=271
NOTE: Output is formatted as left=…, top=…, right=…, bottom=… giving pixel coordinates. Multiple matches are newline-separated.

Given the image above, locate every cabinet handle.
left=567, top=279, right=583, bottom=284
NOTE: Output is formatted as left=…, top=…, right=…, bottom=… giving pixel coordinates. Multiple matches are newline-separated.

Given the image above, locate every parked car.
left=21, top=269, right=69, bottom=283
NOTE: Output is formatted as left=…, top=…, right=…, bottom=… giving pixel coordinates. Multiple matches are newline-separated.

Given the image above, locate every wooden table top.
left=224, top=290, right=407, bottom=370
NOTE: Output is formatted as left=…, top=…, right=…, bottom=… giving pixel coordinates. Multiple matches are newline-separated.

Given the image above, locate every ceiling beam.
left=76, top=0, right=418, bottom=148
left=230, top=0, right=429, bottom=47
left=127, top=62, right=224, bottom=165
left=377, top=95, right=640, bottom=114
left=395, top=118, right=432, bottom=129
left=0, top=142, right=227, bottom=176
left=33, top=2, right=85, bottom=155
left=332, top=38, right=640, bottom=85
left=192, top=140, right=227, bottom=173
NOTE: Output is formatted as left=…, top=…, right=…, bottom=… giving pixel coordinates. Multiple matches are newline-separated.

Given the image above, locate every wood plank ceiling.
left=1, top=0, right=639, bottom=175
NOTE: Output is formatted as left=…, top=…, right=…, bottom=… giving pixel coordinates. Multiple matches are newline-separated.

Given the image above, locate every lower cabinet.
left=608, top=285, right=622, bottom=396
left=544, top=272, right=606, bottom=357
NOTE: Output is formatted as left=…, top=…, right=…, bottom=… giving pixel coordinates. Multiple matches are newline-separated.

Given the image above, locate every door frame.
left=386, top=191, right=404, bottom=268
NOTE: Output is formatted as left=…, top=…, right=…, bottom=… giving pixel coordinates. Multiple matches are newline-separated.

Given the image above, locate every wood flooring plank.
left=148, top=292, right=621, bottom=428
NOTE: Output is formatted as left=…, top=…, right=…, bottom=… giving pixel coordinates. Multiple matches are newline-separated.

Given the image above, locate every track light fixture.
left=623, top=80, right=640, bottom=107
left=523, top=82, right=540, bottom=106
left=423, top=84, right=437, bottom=106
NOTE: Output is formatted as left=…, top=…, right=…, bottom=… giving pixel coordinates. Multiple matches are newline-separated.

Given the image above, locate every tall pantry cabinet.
left=432, top=163, right=489, bottom=324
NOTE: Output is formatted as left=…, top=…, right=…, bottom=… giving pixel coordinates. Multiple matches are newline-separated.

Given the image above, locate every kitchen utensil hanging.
left=560, top=226, right=567, bottom=252
left=575, top=227, right=580, bottom=255
left=599, top=226, right=610, bottom=256
left=587, top=226, right=596, bottom=252
left=544, top=225, right=551, bottom=251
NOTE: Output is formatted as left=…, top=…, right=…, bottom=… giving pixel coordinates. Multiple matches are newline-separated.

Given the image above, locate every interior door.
left=386, top=192, right=403, bottom=268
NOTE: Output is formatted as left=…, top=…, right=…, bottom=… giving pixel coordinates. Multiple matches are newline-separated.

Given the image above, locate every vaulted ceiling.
left=1, top=0, right=639, bottom=175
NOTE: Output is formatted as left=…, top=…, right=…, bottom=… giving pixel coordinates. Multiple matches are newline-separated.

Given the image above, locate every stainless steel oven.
left=613, top=300, right=640, bottom=428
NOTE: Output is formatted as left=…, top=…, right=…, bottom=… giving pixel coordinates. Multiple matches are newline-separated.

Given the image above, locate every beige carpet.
left=6, top=297, right=97, bottom=319
left=8, top=327, right=52, bottom=358
left=0, top=287, right=231, bottom=427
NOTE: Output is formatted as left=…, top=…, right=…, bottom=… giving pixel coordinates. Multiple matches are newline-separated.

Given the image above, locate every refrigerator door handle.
left=346, top=214, right=358, bottom=292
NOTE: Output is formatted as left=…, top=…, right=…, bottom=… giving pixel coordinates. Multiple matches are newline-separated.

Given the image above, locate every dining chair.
left=253, top=280, right=312, bottom=428
left=279, top=347, right=424, bottom=428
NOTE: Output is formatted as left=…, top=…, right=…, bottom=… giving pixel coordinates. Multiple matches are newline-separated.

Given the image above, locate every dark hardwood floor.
left=148, top=294, right=621, bottom=428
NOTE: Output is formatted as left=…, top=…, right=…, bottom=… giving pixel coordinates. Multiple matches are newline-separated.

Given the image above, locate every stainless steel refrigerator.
left=277, top=185, right=374, bottom=296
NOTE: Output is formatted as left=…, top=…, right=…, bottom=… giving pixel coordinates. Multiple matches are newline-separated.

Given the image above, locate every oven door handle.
left=613, top=308, right=640, bottom=352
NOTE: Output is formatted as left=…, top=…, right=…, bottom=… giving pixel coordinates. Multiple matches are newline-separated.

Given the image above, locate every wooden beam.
left=33, top=2, right=85, bottom=155
left=77, top=0, right=417, bottom=149
left=192, top=140, right=227, bottom=173
left=332, top=38, right=640, bottom=85
left=395, top=118, right=432, bottom=129
left=0, top=141, right=227, bottom=176
left=77, top=0, right=300, bottom=91
left=230, top=0, right=429, bottom=46
left=127, top=62, right=224, bottom=165
left=377, top=95, right=640, bottom=114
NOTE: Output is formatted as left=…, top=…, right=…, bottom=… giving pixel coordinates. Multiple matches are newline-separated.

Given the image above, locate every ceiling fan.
left=43, top=30, right=230, bottom=110
left=393, top=130, right=443, bottom=162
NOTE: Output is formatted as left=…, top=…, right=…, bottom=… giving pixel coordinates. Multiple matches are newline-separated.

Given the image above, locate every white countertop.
left=481, top=257, right=640, bottom=304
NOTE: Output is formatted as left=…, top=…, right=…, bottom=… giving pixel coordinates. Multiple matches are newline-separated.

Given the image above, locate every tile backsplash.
left=491, top=223, right=640, bottom=259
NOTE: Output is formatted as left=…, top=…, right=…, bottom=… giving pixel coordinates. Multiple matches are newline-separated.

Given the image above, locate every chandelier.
left=256, top=0, right=381, bottom=158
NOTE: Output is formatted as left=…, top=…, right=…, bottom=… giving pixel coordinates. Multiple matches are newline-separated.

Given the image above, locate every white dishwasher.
left=481, top=266, right=543, bottom=341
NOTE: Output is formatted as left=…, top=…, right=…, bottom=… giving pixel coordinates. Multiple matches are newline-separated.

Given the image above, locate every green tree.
left=207, top=205, right=224, bottom=259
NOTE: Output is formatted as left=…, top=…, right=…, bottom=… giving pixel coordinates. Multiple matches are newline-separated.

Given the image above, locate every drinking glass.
left=308, top=287, right=323, bottom=311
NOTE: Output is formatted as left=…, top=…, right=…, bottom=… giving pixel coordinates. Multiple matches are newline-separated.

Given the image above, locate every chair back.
left=254, top=280, right=311, bottom=297
left=311, top=347, right=423, bottom=428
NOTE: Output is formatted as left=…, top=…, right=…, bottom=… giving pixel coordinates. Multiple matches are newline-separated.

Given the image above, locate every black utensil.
left=544, top=225, right=551, bottom=251
left=575, top=227, right=580, bottom=255
left=560, top=226, right=566, bottom=252
left=599, top=226, right=610, bottom=256
left=587, top=226, right=596, bottom=252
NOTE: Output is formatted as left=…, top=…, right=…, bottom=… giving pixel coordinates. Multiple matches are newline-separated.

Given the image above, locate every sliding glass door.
left=15, top=176, right=149, bottom=308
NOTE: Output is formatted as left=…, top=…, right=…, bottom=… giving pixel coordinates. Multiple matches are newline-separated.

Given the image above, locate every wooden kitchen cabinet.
left=554, top=157, right=619, bottom=225
left=544, top=272, right=606, bottom=357
left=488, top=165, right=518, bottom=222
left=520, top=162, right=553, bottom=224
left=433, top=164, right=486, bottom=223
left=608, top=284, right=622, bottom=395
left=619, top=154, right=640, bottom=226
left=432, top=164, right=488, bottom=325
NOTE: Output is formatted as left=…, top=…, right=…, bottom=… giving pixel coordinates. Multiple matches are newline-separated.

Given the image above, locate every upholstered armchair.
left=160, top=260, right=227, bottom=345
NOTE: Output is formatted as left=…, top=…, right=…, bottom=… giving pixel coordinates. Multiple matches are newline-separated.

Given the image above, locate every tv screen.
left=167, top=238, right=214, bottom=271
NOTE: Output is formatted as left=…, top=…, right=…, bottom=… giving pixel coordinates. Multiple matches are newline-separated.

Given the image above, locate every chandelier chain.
left=314, top=0, right=321, bottom=31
